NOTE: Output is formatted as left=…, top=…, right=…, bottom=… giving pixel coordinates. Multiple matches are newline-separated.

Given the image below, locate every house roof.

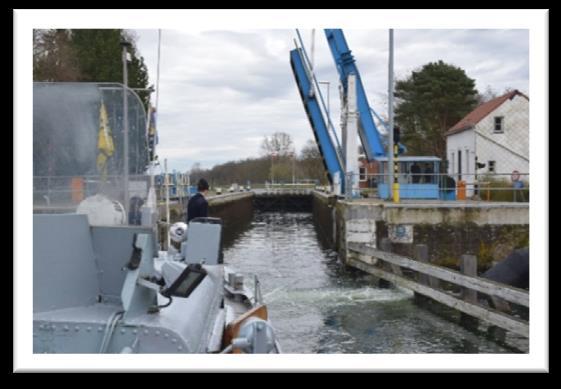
left=445, top=89, right=529, bottom=136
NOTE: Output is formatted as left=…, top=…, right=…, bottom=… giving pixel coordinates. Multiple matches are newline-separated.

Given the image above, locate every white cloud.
left=134, top=28, right=528, bottom=172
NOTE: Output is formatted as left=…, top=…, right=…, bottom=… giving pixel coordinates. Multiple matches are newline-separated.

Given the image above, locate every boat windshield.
left=33, top=82, right=155, bottom=226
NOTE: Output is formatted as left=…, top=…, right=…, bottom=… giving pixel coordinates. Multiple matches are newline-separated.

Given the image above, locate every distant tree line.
left=189, top=133, right=329, bottom=187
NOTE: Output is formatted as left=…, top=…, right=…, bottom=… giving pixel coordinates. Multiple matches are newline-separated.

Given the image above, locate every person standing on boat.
left=187, top=178, right=209, bottom=223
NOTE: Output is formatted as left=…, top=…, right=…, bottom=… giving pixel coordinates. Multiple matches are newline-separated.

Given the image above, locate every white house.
left=445, top=89, right=529, bottom=197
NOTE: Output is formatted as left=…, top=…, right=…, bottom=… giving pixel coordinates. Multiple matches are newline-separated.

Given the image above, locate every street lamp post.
left=388, top=29, right=398, bottom=203
left=121, top=40, right=132, bottom=217
left=318, top=81, right=331, bottom=117
left=271, top=152, right=276, bottom=186
left=290, top=151, right=296, bottom=185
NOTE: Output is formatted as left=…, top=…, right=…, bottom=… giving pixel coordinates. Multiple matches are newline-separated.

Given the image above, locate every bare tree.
left=33, top=29, right=81, bottom=81
left=186, top=162, right=201, bottom=181
left=477, top=85, right=499, bottom=104
left=260, top=132, right=294, bottom=157
left=190, top=162, right=203, bottom=175
left=299, top=140, right=328, bottom=184
left=300, top=139, right=321, bottom=160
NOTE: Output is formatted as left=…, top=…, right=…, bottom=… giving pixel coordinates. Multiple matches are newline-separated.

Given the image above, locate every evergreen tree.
left=395, top=60, right=478, bottom=159
left=34, top=29, right=150, bottom=107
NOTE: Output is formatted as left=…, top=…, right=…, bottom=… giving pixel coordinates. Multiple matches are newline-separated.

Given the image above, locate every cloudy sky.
left=134, top=29, right=529, bottom=173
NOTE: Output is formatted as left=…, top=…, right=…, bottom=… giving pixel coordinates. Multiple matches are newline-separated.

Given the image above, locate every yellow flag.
left=97, top=102, right=114, bottom=156
left=97, top=102, right=115, bottom=179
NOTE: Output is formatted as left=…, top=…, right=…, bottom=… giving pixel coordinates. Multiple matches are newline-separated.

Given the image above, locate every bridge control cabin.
left=377, top=156, right=455, bottom=200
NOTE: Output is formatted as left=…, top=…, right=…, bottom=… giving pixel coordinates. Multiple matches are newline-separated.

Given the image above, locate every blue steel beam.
left=290, top=48, right=344, bottom=188
left=324, top=29, right=386, bottom=161
left=295, top=30, right=343, bottom=154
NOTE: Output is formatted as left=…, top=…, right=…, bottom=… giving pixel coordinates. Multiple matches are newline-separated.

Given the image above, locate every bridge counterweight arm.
left=324, top=29, right=386, bottom=161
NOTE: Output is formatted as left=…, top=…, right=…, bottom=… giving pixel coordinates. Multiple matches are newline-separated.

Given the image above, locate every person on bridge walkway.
left=423, top=163, right=434, bottom=184
left=187, top=178, right=209, bottom=223
left=410, top=162, right=421, bottom=184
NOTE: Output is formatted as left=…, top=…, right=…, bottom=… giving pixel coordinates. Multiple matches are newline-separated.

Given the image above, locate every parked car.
left=215, top=187, right=222, bottom=195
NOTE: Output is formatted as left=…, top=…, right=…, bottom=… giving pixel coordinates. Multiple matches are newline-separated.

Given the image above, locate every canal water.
left=223, top=211, right=526, bottom=353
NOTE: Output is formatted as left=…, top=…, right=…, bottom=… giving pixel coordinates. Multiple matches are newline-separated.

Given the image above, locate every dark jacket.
left=410, top=164, right=421, bottom=183
left=187, top=192, right=208, bottom=223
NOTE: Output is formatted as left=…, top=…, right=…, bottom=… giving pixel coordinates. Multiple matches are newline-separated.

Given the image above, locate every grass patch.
left=477, top=177, right=529, bottom=202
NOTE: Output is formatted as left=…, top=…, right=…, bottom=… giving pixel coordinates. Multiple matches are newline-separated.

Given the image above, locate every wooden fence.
left=347, top=240, right=529, bottom=337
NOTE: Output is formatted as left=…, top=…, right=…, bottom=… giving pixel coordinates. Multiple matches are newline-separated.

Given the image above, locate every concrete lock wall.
left=312, top=191, right=338, bottom=250
left=209, top=193, right=254, bottom=249
left=311, top=191, right=529, bottom=272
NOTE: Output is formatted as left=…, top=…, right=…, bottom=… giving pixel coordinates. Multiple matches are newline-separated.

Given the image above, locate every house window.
left=494, top=117, right=504, bottom=133
left=359, top=167, right=367, bottom=182
left=488, top=160, right=496, bottom=173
